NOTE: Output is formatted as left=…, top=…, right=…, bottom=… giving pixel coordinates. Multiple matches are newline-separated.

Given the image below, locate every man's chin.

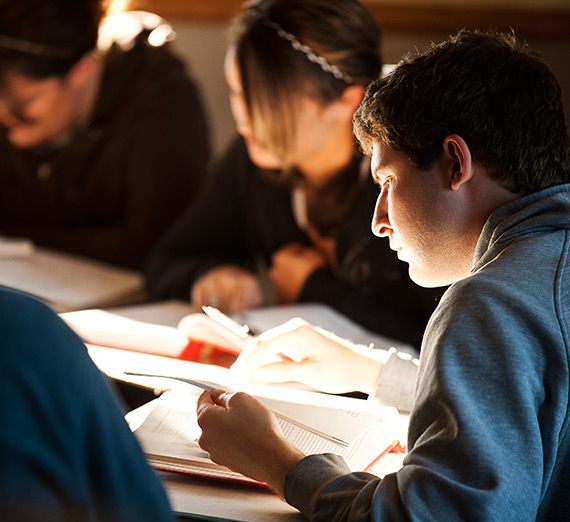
left=408, top=266, right=439, bottom=289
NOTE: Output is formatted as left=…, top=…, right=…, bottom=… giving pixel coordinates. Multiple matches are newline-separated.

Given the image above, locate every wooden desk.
left=160, top=471, right=306, bottom=521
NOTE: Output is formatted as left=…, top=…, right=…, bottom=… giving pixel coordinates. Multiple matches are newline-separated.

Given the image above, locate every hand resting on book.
left=231, top=318, right=388, bottom=395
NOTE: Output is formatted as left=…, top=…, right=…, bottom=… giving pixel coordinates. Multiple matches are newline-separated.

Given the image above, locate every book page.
left=129, top=388, right=403, bottom=482
left=127, top=391, right=257, bottom=484
left=177, top=313, right=247, bottom=353
left=253, top=386, right=397, bottom=447
left=122, top=370, right=399, bottom=448
left=88, top=345, right=236, bottom=391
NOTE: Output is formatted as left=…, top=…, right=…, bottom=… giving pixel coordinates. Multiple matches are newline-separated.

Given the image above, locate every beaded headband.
left=0, top=34, right=77, bottom=58
left=248, top=7, right=353, bottom=84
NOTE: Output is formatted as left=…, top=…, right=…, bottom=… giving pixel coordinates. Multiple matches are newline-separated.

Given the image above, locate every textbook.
left=61, top=307, right=248, bottom=367
left=125, top=373, right=405, bottom=486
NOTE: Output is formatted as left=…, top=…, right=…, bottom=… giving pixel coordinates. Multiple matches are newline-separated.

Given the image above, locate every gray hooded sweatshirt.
left=285, top=183, right=570, bottom=522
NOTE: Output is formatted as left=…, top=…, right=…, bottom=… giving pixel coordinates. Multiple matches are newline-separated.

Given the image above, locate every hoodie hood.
left=474, top=183, right=570, bottom=271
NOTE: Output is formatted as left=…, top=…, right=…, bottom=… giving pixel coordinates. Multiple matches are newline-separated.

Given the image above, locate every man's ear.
left=443, top=134, right=474, bottom=191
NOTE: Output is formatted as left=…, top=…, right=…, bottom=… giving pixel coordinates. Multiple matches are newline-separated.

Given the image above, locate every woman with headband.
left=0, top=0, right=210, bottom=269
left=146, top=0, right=445, bottom=348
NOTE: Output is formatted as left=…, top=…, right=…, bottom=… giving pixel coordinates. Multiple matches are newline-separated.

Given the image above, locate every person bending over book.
left=0, top=285, right=173, bottom=521
left=0, top=0, right=210, bottom=269
left=196, top=31, right=570, bottom=520
left=144, top=0, right=444, bottom=349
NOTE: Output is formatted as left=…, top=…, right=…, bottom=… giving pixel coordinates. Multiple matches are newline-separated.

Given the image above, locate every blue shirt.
left=0, top=286, right=174, bottom=521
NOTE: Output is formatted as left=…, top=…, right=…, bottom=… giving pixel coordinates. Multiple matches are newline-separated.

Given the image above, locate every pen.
left=201, top=305, right=255, bottom=341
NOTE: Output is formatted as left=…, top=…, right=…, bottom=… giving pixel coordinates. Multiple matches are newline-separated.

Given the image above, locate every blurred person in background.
left=0, top=0, right=210, bottom=269
left=145, top=0, right=444, bottom=349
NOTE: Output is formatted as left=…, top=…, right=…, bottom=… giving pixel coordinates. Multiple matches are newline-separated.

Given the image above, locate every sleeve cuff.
left=284, top=454, right=351, bottom=517
left=373, top=348, right=419, bottom=412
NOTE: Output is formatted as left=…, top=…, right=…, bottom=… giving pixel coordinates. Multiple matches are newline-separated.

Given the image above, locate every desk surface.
left=161, top=471, right=306, bottom=521
left=0, top=246, right=144, bottom=311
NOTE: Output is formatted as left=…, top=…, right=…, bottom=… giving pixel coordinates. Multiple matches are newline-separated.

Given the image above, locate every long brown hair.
left=230, top=0, right=382, bottom=167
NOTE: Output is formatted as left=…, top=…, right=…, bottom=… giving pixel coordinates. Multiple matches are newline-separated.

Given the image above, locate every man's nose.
left=371, top=191, right=391, bottom=237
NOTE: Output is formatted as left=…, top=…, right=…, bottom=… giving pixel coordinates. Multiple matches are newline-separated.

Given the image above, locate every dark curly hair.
left=354, top=30, right=570, bottom=194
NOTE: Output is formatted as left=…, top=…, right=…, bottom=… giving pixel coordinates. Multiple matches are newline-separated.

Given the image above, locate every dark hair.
left=230, top=0, right=382, bottom=163
left=0, top=0, right=105, bottom=78
left=354, top=30, right=570, bottom=193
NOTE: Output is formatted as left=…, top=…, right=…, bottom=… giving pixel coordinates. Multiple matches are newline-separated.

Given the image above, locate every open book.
left=125, top=374, right=405, bottom=486
left=61, top=307, right=249, bottom=366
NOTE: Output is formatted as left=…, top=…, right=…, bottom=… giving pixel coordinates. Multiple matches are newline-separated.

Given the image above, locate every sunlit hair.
left=354, top=30, right=570, bottom=194
left=229, top=0, right=382, bottom=165
left=0, top=0, right=118, bottom=78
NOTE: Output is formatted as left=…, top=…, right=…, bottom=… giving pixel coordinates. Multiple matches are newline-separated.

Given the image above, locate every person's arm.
left=284, top=279, right=562, bottom=520
left=201, top=279, right=564, bottom=520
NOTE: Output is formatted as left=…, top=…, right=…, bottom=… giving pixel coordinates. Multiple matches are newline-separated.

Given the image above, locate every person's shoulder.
left=0, top=285, right=47, bottom=311
left=0, top=286, right=67, bottom=351
left=0, top=286, right=62, bottom=330
left=437, top=271, right=506, bottom=312
left=422, top=271, right=511, bottom=343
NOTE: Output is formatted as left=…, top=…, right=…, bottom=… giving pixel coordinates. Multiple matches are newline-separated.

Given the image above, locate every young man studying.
left=196, top=30, right=570, bottom=520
